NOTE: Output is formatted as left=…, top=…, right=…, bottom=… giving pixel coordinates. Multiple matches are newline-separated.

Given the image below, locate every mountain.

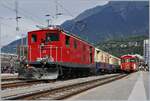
left=1, top=1, right=149, bottom=54
left=96, top=35, right=149, bottom=57
left=1, top=38, right=26, bottom=54
left=61, top=1, right=149, bottom=43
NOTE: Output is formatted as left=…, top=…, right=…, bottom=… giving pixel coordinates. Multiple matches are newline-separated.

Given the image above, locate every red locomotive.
left=18, top=26, right=95, bottom=79
left=18, top=26, right=120, bottom=79
left=120, top=54, right=139, bottom=72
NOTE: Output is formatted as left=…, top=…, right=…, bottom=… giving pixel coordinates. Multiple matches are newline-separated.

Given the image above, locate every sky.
left=0, top=0, right=109, bottom=46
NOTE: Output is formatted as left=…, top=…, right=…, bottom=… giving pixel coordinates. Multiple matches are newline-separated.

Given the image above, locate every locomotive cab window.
left=46, top=32, right=59, bottom=42
left=31, top=34, right=37, bottom=42
left=65, top=35, right=70, bottom=47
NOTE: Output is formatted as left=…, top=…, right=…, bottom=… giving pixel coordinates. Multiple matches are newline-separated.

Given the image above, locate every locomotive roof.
left=95, top=48, right=120, bottom=60
left=29, top=27, right=95, bottom=47
left=120, top=54, right=137, bottom=58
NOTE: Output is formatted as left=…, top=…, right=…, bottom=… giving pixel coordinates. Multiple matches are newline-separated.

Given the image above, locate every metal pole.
left=30, top=46, right=31, bottom=62
left=61, top=47, right=62, bottom=62
left=47, top=19, right=50, bottom=27
left=45, top=14, right=50, bottom=27
left=15, top=0, right=22, bottom=57
left=22, top=33, right=24, bottom=57
left=56, top=47, right=57, bottom=62
left=50, top=45, right=52, bottom=57
left=55, top=0, right=58, bottom=21
left=40, top=45, right=41, bottom=58
left=0, top=21, right=2, bottom=68
left=0, top=21, right=1, bottom=49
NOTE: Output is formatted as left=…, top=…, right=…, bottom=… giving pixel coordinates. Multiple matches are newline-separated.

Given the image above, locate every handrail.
left=17, top=45, right=62, bottom=62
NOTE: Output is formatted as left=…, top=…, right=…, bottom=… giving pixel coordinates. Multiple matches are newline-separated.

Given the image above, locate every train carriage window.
left=46, top=32, right=59, bottom=42
left=125, top=59, right=130, bottom=62
left=130, top=58, right=136, bottom=62
left=65, top=35, right=70, bottom=47
left=121, top=59, right=125, bottom=63
left=74, top=40, right=77, bottom=48
left=31, top=34, right=37, bottom=42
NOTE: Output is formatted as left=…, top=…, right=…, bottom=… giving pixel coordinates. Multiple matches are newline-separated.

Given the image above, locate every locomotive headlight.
left=41, top=43, right=44, bottom=47
left=36, top=58, right=42, bottom=62
left=133, top=64, right=136, bottom=69
left=44, top=62, right=47, bottom=65
left=36, top=55, right=54, bottom=62
left=26, top=64, right=32, bottom=69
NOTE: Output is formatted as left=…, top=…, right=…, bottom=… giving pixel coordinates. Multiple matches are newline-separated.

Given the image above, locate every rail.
left=1, top=80, right=54, bottom=90
left=3, top=74, right=128, bottom=100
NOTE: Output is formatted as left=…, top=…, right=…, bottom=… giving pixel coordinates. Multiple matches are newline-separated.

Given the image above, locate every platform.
left=67, top=71, right=149, bottom=100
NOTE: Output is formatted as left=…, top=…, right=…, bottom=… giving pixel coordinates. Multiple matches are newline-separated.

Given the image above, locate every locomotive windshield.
left=121, top=58, right=136, bottom=63
left=130, top=58, right=136, bottom=62
left=46, top=32, right=59, bottom=42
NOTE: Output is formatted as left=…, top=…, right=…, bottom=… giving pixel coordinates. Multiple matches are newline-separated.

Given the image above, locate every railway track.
left=1, top=80, right=54, bottom=90
left=1, top=77, right=19, bottom=82
left=3, top=74, right=128, bottom=100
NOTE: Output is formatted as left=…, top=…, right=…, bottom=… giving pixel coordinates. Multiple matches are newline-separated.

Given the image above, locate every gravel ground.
left=1, top=80, right=25, bottom=84
left=1, top=73, right=18, bottom=79
left=1, top=73, right=119, bottom=99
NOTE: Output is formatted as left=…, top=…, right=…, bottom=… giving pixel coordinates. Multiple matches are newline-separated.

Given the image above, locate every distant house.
left=120, top=44, right=127, bottom=48
left=143, top=39, right=149, bottom=65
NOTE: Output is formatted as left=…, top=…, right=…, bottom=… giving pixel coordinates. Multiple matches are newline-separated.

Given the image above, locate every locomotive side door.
left=89, top=46, right=93, bottom=63
left=64, top=35, right=71, bottom=62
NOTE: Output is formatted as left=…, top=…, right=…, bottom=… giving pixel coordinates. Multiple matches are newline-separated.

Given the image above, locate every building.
left=143, top=39, right=149, bottom=66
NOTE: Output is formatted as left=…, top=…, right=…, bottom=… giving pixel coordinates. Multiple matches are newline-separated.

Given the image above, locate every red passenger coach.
left=120, top=55, right=138, bottom=72
left=18, top=27, right=95, bottom=79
